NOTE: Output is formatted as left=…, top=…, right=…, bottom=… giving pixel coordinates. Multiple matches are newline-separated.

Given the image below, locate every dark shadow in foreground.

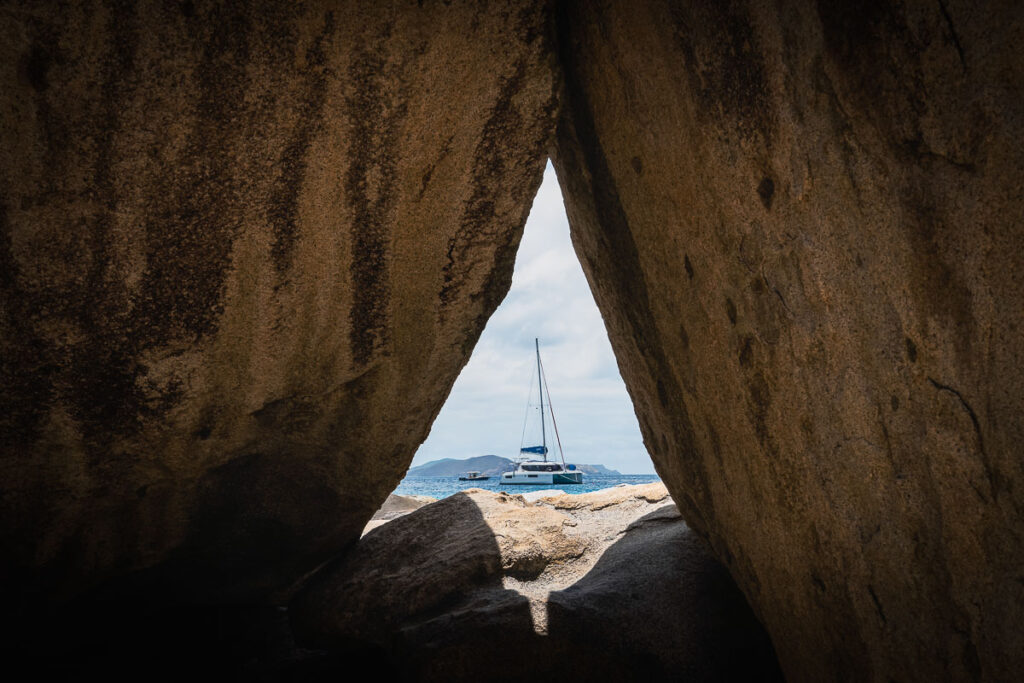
left=6, top=493, right=782, bottom=682
left=290, top=493, right=783, bottom=682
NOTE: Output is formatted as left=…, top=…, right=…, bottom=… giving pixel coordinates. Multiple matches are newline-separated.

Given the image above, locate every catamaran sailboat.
left=500, top=339, right=583, bottom=485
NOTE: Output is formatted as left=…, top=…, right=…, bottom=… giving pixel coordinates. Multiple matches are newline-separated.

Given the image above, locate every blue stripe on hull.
left=499, top=471, right=584, bottom=485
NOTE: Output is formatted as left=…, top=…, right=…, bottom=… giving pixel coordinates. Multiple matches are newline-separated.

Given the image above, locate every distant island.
left=406, top=455, right=622, bottom=477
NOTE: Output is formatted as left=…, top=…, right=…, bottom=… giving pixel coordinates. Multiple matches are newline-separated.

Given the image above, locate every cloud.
left=411, top=162, right=654, bottom=475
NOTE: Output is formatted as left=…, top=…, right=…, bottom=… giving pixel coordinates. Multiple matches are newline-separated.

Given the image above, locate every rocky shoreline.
left=297, top=484, right=782, bottom=681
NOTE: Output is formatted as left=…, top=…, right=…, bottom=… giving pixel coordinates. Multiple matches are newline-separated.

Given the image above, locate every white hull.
left=501, top=469, right=583, bottom=485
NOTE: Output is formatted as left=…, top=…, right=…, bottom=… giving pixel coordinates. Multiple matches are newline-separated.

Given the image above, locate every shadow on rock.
left=290, top=491, right=542, bottom=680
left=290, top=486, right=783, bottom=682
left=546, top=505, right=784, bottom=681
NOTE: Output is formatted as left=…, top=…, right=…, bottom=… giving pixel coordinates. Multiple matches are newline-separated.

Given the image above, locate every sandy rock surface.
left=291, top=484, right=782, bottom=681
left=553, top=1, right=1024, bottom=680
left=0, top=0, right=557, bottom=607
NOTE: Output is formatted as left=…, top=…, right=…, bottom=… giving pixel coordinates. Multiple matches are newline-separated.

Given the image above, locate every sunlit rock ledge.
left=362, top=483, right=668, bottom=535
left=293, top=484, right=783, bottom=681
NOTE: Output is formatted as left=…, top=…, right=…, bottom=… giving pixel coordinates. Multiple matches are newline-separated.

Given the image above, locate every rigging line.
left=538, top=354, right=567, bottom=467
left=518, top=360, right=536, bottom=456
left=536, top=337, right=546, bottom=457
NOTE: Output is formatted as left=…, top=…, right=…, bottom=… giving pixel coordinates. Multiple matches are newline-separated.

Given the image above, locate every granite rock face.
left=3, top=0, right=1023, bottom=679
left=290, top=484, right=782, bottom=681
left=553, top=1, right=1024, bottom=681
left=0, top=0, right=557, bottom=606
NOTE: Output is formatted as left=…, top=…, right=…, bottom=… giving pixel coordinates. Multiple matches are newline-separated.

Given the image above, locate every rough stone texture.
left=0, top=0, right=557, bottom=607
left=291, top=484, right=782, bottom=681
left=362, top=493, right=436, bottom=535
left=6, top=1, right=1022, bottom=679
left=553, top=1, right=1024, bottom=681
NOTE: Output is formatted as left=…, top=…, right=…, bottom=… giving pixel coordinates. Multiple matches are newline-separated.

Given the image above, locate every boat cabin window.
left=522, top=464, right=562, bottom=472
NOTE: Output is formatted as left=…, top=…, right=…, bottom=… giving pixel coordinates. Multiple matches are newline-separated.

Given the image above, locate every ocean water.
left=393, top=473, right=662, bottom=499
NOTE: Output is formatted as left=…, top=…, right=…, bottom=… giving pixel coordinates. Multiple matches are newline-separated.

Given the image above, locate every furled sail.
left=520, top=445, right=548, bottom=455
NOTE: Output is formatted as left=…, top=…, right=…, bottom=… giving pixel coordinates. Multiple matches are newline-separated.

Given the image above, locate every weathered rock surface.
left=553, top=1, right=1024, bottom=680
left=291, top=484, right=782, bottom=681
left=4, top=1, right=1022, bottom=679
left=363, top=493, right=436, bottom=535
left=0, top=0, right=556, bottom=607
left=373, top=493, right=438, bottom=521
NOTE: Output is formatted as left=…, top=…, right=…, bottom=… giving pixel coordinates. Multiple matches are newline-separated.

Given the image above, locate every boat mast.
left=536, top=337, right=546, bottom=461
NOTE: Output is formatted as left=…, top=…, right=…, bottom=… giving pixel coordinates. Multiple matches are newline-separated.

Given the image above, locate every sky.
left=410, top=162, right=656, bottom=475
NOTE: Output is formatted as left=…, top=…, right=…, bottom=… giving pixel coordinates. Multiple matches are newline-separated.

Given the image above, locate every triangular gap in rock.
left=397, top=160, right=657, bottom=492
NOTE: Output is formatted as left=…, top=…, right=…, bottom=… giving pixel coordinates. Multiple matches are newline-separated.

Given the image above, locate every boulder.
left=291, top=484, right=782, bottom=681
left=553, top=1, right=1024, bottom=680
left=363, top=493, right=437, bottom=535
left=372, top=493, right=438, bottom=521
left=0, top=0, right=556, bottom=607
